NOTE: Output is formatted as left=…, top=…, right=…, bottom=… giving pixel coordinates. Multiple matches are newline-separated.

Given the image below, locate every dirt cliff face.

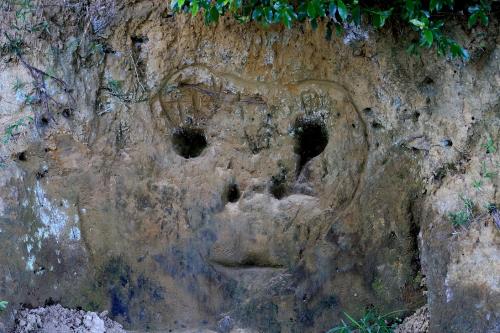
left=0, top=1, right=498, bottom=332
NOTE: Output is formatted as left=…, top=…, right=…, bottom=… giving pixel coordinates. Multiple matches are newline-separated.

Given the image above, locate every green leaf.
left=328, top=2, right=337, bottom=18
left=177, top=0, right=185, bottom=9
left=430, top=0, right=441, bottom=12
left=190, top=1, right=199, bottom=16
left=371, top=9, right=392, bottom=28
left=468, top=12, right=478, bottom=28
left=0, top=301, right=7, bottom=312
left=336, top=0, right=348, bottom=21
left=252, top=7, right=263, bottom=21
left=206, top=6, right=219, bottom=24
left=265, top=7, right=273, bottom=24
left=352, top=5, right=361, bottom=25
left=282, top=12, right=292, bottom=28
left=410, top=18, right=426, bottom=29
left=422, top=29, right=433, bottom=46
left=468, top=5, right=480, bottom=14
left=310, top=18, right=318, bottom=30
left=479, top=12, right=489, bottom=26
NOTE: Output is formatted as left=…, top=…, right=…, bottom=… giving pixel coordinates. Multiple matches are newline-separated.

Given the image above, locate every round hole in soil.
left=62, top=109, right=72, bottom=118
left=40, top=117, right=49, bottom=126
left=172, top=127, right=207, bottom=158
left=226, top=183, right=241, bottom=203
left=17, top=151, right=27, bottom=161
left=293, top=117, right=329, bottom=172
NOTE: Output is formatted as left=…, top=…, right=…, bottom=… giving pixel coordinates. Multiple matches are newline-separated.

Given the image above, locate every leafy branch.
left=171, top=0, right=496, bottom=59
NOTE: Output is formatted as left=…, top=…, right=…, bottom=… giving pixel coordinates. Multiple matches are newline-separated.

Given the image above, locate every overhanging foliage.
left=171, top=0, right=497, bottom=59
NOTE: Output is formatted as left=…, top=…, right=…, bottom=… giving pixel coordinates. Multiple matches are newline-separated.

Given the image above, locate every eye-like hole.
left=172, top=127, right=207, bottom=158
left=293, top=117, right=329, bottom=173
left=225, top=183, right=241, bottom=203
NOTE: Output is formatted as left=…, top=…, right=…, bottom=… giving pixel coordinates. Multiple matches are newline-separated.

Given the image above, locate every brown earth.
left=0, top=1, right=498, bottom=332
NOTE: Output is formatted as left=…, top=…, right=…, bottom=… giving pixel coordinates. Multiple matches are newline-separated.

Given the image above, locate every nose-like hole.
left=293, top=117, right=329, bottom=173
left=172, top=127, right=207, bottom=158
left=269, top=167, right=289, bottom=200
left=17, top=151, right=28, bottom=161
left=226, top=183, right=241, bottom=203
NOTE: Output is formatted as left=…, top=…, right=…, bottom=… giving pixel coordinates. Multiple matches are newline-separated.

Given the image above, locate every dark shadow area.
left=172, top=127, right=207, bottom=158
left=293, top=117, right=329, bottom=174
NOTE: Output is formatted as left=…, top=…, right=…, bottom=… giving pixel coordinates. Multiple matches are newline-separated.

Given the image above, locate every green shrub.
left=327, top=310, right=403, bottom=333
left=172, top=0, right=496, bottom=59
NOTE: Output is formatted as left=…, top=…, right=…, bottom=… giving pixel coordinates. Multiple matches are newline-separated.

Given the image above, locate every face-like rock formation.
left=0, top=66, right=422, bottom=332
left=1, top=2, right=498, bottom=332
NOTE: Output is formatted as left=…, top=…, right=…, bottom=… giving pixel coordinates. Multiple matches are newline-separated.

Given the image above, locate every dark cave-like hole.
left=62, top=108, right=72, bottom=118
left=293, top=117, right=329, bottom=173
left=172, top=127, right=207, bottom=158
left=226, top=183, right=241, bottom=203
left=441, top=139, right=453, bottom=147
left=40, top=116, right=49, bottom=126
left=17, top=151, right=27, bottom=161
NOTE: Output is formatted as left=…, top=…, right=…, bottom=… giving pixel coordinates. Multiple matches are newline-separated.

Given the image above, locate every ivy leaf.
left=479, top=12, right=489, bottom=26
left=410, top=18, right=426, bottom=29
left=307, top=0, right=318, bottom=18
left=429, top=0, right=442, bottom=12
left=0, top=301, right=7, bottom=312
left=468, top=5, right=480, bottom=14
left=205, top=5, right=219, bottom=24
left=177, top=0, right=185, bottom=9
left=190, top=1, right=200, bottom=16
left=328, top=2, right=337, bottom=18
left=450, top=42, right=469, bottom=60
left=337, top=0, right=348, bottom=21
left=281, top=11, right=292, bottom=28
left=352, top=5, right=361, bottom=25
left=468, top=12, right=478, bottom=28
left=371, top=9, right=392, bottom=28
left=422, top=29, right=433, bottom=46
left=265, top=7, right=274, bottom=24
left=311, top=18, right=318, bottom=30
left=252, top=7, right=263, bottom=21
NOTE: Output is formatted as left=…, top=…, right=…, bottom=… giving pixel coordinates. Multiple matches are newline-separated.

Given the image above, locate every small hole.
left=17, top=151, right=27, bottom=161
left=413, top=112, right=421, bottom=122
left=40, top=116, right=49, bottom=126
left=172, top=127, right=207, bottom=158
left=372, top=122, right=383, bottom=129
left=422, top=76, right=434, bottom=85
left=441, top=139, right=453, bottom=147
left=293, top=117, right=329, bottom=173
left=62, top=109, right=72, bottom=118
left=269, top=167, right=289, bottom=200
left=226, top=183, right=241, bottom=203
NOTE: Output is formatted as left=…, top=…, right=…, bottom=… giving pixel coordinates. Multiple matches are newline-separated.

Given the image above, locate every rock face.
left=0, top=1, right=498, bottom=332
left=14, top=305, right=125, bottom=333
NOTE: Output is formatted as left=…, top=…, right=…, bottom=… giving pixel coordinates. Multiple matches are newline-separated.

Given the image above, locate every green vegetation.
left=172, top=0, right=496, bottom=59
left=327, top=310, right=403, bottom=333
left=0, top=300, right=7, bottom=312
left=449, top=195, right=474, bottom=227
left=3, top=116, right=34, bottom=144
left=483, top=136, right=497, bottom=154
left=448, top=133, right=498, bottom=228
